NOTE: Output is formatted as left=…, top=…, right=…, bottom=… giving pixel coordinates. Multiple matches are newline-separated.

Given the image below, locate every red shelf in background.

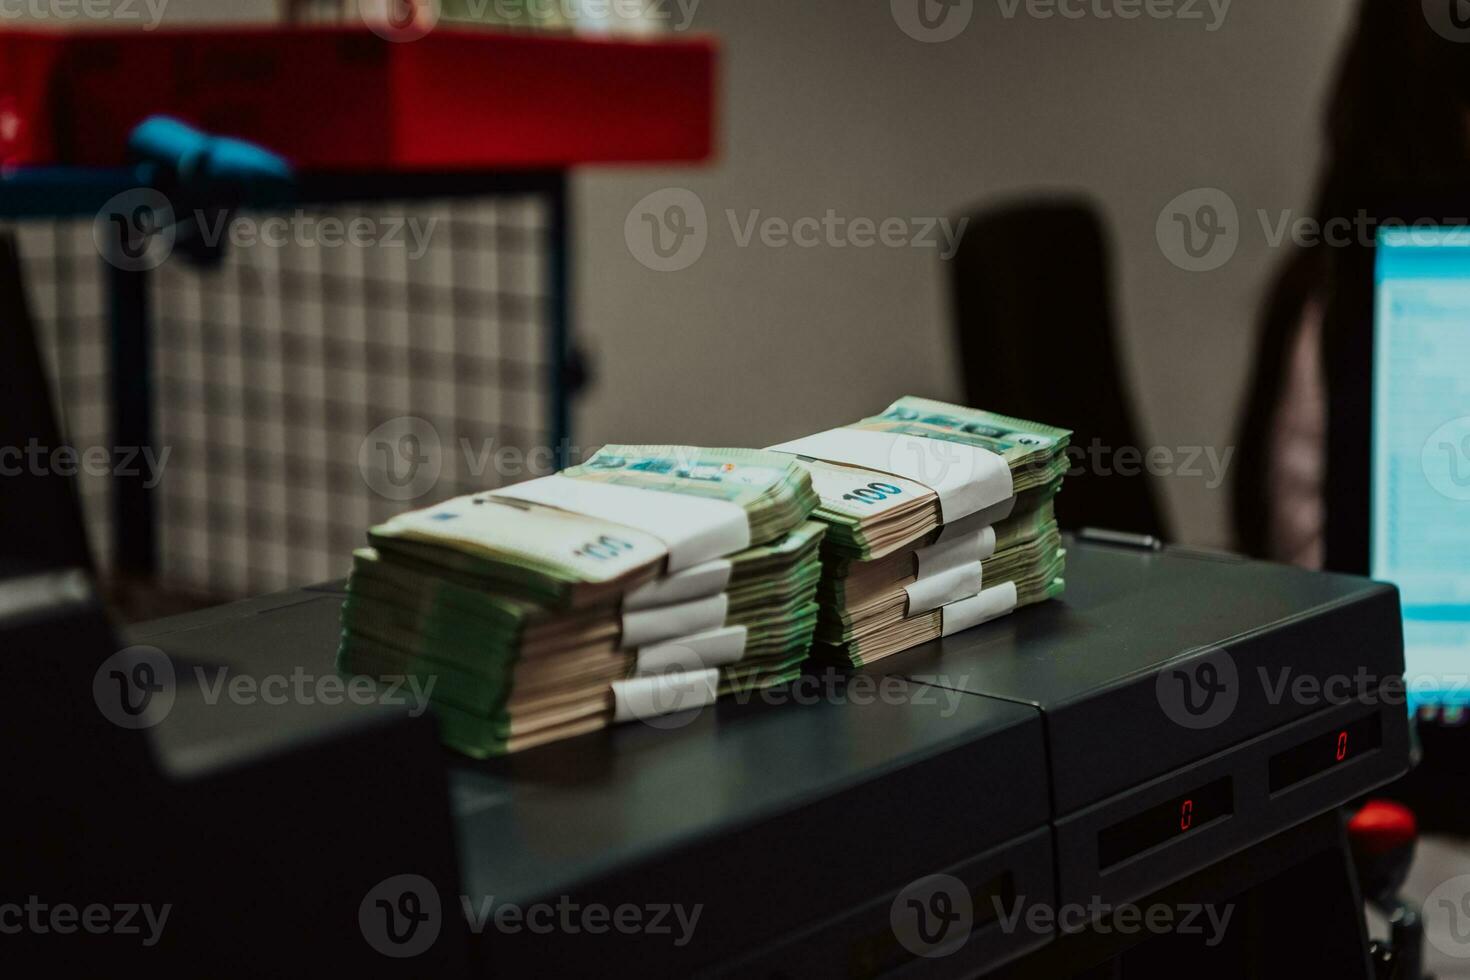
left=0, top=25, right=717, bottom=170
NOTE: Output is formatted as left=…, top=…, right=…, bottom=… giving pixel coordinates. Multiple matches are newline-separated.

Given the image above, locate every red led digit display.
left=1269, top=713, right=1382, bottom=794
left=1098, top=778, right=1232, bottom=869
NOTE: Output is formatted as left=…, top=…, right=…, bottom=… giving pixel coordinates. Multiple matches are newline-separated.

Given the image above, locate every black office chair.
left=949, top=196, right=1171, bottom=540
left=1, top=230, right=470, bottom=973
left=0, top=232, right=95, bottom=573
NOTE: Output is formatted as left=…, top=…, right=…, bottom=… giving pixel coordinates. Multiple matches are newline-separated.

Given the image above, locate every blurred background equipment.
left=1, top=25, right=713, bottom=616
left=284, top=0, right=667, bottom=34
left=949, top=197, right=1171, bottom=541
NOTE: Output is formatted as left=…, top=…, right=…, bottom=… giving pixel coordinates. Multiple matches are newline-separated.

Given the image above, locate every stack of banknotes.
left=337, top=447, right=825, bottom=756
left=769, top=397, right=1071, bottom=667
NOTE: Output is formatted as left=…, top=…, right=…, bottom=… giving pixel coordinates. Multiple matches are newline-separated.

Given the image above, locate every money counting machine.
left=2, top=537, right=1409, bottom=976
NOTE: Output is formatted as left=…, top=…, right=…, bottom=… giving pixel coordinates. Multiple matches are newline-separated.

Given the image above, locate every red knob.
left=1348, top=799, right=1418, bottom=857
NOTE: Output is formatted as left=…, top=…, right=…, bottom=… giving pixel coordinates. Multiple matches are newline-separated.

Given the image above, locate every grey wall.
left=577, top=0, right=1359, bottom=547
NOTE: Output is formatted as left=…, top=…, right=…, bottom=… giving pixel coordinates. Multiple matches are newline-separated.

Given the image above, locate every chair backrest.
left=0, top=230, right=95, bottom=572
left=949, top=196, right=1171, bottom=539
left=0, top=232, right=469, bottom=973
left=1, top=229, right=164, bottom=923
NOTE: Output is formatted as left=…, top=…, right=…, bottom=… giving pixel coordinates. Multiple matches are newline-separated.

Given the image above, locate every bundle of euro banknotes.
left=337, top=397, right=1069, bottom=756
left=770, top=397, right=1071, bottom=668
left=337, top=447, right=826, bottom=756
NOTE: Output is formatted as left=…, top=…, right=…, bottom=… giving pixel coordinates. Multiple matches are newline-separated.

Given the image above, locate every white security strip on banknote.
left=931, top=500, right=1015, bottom=543
left=769, top=429, right=1013, bottom=523
left=940, top=582, right=1019, bottom=637
left=634, top=626, right=749, bottom=676
left=490, top=474, right=750, bottom=572
left=612, top=669, right=720, bottom=723
left=621, top=593, right=729, bottom=649
left=623, top=559, right=733, bottom=611
left=799, top=461, right=930, bottom=519
left=379, top=494, right=667, bottom=584
left=907, top=562, right=984, bottom=616
left=916, top=527, right=997, bottom=578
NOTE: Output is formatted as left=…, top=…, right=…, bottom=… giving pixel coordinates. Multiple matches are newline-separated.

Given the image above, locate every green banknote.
left=564, top=446, right=819, bottom=545
left=789, top=398, right=1072, bottom=561
left=355, top=518, right=825, bottom=629
left=339, top=512, right=828, bottom=756
left=368, top=495, right=668, bottom=609
left=816, top=528, right=1065, bottom=638
left=854, top=397, right=1072, bottom=490
left=813, top=558, right=1067, bottom=666
left=343, top=535, right=820, bottom=664
left=337, top=593, right=820, bottom=745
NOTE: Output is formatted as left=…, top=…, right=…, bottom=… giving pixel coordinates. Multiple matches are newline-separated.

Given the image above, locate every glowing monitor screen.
left=1373, top=226, right=1470, bottom=707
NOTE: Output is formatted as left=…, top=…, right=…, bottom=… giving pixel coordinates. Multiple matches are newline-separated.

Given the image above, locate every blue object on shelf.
left=128, top=116, right=297, bottom=266
left=129, top=116, right=295, bottom=206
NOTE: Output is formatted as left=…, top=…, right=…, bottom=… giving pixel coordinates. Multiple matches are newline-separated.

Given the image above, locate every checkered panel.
left=15, top=195, right=555, bottom=599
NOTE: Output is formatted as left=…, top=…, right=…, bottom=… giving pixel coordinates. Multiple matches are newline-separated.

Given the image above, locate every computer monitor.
left=1371, top=226, right=1470, bottom=707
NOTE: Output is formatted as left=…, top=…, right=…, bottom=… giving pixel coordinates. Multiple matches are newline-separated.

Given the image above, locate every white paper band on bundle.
left=490, top=475, right=750, bottom=572
left=907, top=562, right=984, bottom=616
left=770, top=429, right=1013, bottom=523
left=613, top=669, right=719, bottom=723
left=621, top=593, right=728, bottom=650
left=916, top=527, right=996, bottom=579
left=624, top=559, right=733, bottom=611
left=940, top=582, right=1019, bottom=637
left=932, top=499, right=1016, bottom=544
left=634, top=626, right=748, bottom=676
